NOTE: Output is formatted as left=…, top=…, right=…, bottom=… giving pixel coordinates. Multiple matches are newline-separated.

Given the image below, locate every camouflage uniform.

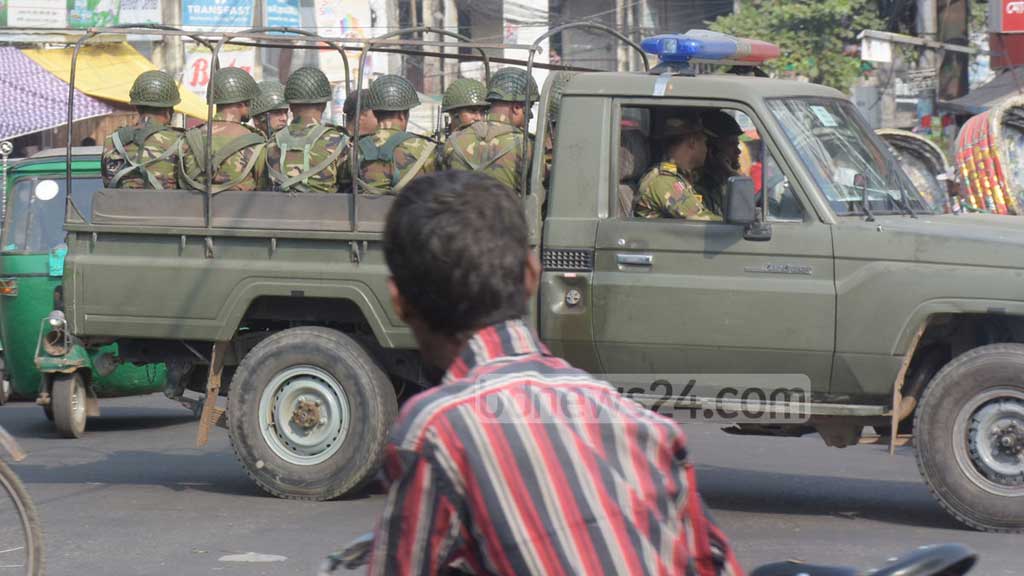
left=636, top=162, right=721, bottom=221
left=178, top=67, right=267, bottom=192
left=357, top=74, right=436, bottom=195
left=102, top=70, right=183, bottom=189
left=443, top=110, right=533, bottom=191
left=443, top=68, right=539, bottom=193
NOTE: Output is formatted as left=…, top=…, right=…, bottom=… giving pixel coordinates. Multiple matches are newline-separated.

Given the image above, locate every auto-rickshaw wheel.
left=51, top=372, right=87, bottom=438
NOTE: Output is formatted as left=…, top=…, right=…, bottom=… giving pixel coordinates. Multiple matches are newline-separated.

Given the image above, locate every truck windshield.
left=2, top=177, right=102, bottom=253
left=767, top=97, right=934, bottom=216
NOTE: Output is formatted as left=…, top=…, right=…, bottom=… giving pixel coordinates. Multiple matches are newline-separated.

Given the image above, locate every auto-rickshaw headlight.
left=42, top=310, right=68, bottom=356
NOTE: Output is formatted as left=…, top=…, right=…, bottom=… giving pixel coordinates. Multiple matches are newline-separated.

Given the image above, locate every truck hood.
left=833, top=212, right=1024, bottom=269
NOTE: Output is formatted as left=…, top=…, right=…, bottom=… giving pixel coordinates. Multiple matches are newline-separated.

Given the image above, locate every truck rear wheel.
left=227, top=326, right=397, bottom=500
left=914, top=343, right=1024, bottom=533
left=51, top=372, right=87, bottom=438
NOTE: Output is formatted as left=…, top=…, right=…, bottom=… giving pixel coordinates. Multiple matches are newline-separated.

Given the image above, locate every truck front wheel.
left=227, top=327, right=397, bottom=500
left=915, top=343, right=1024, bottom=532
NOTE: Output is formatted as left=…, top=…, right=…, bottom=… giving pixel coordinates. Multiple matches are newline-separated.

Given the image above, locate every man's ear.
left=525, top=251, right=541, bottom=298
left=388, top=277, right=410, bottom=323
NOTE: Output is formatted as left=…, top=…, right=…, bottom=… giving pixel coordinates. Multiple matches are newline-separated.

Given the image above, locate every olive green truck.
left=37, top=71, right=1024, bottom=533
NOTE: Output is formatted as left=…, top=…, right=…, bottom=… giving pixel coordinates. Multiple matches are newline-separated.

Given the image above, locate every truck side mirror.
left=724, top=176, right=756, bottom=225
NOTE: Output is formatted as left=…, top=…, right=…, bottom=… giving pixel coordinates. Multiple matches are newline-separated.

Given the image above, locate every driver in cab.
left=635, top=111, right=721, bottom=221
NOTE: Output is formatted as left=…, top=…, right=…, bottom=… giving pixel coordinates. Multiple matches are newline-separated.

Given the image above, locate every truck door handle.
left=616, top=253, right=653, bottom=267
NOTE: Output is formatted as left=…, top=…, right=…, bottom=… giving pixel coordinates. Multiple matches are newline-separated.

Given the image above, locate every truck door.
left=592, top=100, right=836, bottom=401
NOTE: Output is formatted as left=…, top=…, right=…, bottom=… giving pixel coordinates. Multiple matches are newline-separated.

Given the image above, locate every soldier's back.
left=102, top=121, right=182, bottom=189
left=179, top=120, right=267, bottom=192
left=358, top=127, right=437, bottom=195
left=266, top=122, right=349, bottom=193
left=443, top=119, right=530, bottom=191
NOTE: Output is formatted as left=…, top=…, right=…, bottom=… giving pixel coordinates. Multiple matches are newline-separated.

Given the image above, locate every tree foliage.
left=710, top=0, right=885, bottom=92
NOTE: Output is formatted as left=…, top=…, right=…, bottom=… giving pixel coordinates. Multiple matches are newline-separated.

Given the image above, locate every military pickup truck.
left=37, top=30, right=1024, bottom=533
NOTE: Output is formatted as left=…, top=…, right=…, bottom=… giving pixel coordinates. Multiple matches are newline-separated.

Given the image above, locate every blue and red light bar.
left=641, top=30, right=780, bottom=64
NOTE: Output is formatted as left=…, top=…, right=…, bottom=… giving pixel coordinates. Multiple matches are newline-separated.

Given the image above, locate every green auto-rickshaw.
left=0, top=144, right=166, bottom=432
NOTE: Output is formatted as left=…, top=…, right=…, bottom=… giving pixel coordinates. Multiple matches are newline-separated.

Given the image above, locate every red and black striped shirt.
left=369, top=320, right=742, bottom=576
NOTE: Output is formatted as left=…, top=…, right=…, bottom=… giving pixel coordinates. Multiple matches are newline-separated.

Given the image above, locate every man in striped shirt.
left=371, top=170, right=742, bottom=575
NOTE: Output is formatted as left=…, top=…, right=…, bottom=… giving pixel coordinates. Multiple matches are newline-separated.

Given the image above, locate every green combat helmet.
left=547, top=71, right=578, bottom=124
left=209, top=67, right=258, bottom=105
left=366, top=74, right=420, bottom=111
left=486, top=67, right=539, bottom=103
left=442, top=78, right=487, bottom=112
left=129, top=70, right=181, bottom=108
left=251, top=80, right=288, bottom=117
left=285, top=67, right=332, bottom=104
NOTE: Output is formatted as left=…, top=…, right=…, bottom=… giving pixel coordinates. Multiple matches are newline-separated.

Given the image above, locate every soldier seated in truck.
left=102, top=70, right=183, bottom=190
left=694, top=110, right=744, bottom=217
left=266, top=67, right=349, bottom=194
left=635, top=110, right=720, bottom=221
left=178, top=67, right=267, bottom=193
left=357, top=75, right=437, bottom=195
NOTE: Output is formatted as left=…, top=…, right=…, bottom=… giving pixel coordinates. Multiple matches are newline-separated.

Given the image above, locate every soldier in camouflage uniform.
left=443, top=67, right=538, bottom=193
left=265, top=67, right=348, bottom=194
left=693, top=110, right=744, bottom=217
left=102, top=70, right=183, bottom=189
left=357, top=74, right=437, bottom=195
left=543, top=71, right=578, bottom=181
left=178, top=67, right=267, bottom=192
left=635, top=111, right=720, bottom=221
left=252, top=80, right=289, bottom=138
left=442, top=78, right=488, bottom=134
left=342, top=88, right=377, bottom=139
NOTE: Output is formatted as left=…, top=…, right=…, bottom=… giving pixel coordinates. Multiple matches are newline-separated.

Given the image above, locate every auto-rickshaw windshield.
left=2, top=177, right=102, bottom=252
left=767, top=97, right=933, bottom=216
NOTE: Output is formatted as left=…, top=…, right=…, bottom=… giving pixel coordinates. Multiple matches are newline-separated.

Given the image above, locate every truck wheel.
left=51, top=372, right=87, bottom=438
left=914, top=343, right=1024, bottom=533
left=227, top=327, right=397, bottom=500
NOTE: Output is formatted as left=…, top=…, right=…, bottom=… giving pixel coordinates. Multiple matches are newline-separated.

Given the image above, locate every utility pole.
left=916, top=0, right=938, bottom=114
left=155, top=0, right=183, bottom=79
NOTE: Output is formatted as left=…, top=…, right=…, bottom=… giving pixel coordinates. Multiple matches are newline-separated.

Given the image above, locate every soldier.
left=266, top=67, right=348, bottom=194
left=443, top=67, right=538, bottom=193
left=635, top=111, right=720, bottom=221
left=102, top=70, right=183, bottom=189
left=441, top=78, right=488, bottom=134
left=342, top=88, right=377, bottom=139
left=357, top=74, right=437, bottom=195
left=252, top=80, right=289, bottom=138
left=178, top=67, right=267, bottom=192
left=694, top=110, right=744, bottom=216
left=543, top=71, right=578, bottom=179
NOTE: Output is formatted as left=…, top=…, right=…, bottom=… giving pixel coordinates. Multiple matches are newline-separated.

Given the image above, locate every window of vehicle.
left=766, top=97, right=934, bottom=216
left=616, top=104, right=803, bottom=221
left=3, top=177, right=102, bottom=252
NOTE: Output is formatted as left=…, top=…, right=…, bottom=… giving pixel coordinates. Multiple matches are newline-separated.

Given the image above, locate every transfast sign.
left=991, top=0, right=1024, bottom=33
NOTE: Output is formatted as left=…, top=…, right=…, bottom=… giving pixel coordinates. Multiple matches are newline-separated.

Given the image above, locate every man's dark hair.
left=384, top=171, right=530, bottom=336
left=373, top=110, right=407, bottom=123
left=137, top=105, right=170, bottom=117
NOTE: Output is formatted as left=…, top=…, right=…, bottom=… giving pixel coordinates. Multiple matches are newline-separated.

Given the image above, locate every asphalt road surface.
left=1, top=395, right=1020, bottom=575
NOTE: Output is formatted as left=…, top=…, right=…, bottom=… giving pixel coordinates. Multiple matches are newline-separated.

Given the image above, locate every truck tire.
left=914, top=343, right=1024, bottom=533
left=227, top=326, right=397, bottom=500
left=51, top=372, right=87, bottom=438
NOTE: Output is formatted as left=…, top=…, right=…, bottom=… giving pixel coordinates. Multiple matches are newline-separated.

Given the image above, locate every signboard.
left=314, top=0, right=388, bottom=83
left=266, top=0, right=299, bottom=28
left=991, top=0, right=1024, bottom=33
left=184, top=45, right=256, bottom=97
left=6, top=0, right=67, bottom=27
left=68, top=0, right=121, bottom=28
left=182, top=0, right=253, bottom=31
left=120, top=0, right=159, bottom=25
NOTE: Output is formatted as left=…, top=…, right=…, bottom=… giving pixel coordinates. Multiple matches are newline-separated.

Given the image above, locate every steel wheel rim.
left=953, top=386, right=1024, bottom=497
left=258, top=365, right=350, bottom=466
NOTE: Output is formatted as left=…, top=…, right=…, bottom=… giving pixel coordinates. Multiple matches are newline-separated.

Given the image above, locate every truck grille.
left=542, top=249, right=593, bottom=272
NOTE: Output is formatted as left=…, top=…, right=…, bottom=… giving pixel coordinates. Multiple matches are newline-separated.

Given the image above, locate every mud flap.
left=196, top=341, right=228, bottom=448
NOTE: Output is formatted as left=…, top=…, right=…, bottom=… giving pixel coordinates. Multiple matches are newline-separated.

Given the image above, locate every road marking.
left=218, top=552, right=287, bottom=563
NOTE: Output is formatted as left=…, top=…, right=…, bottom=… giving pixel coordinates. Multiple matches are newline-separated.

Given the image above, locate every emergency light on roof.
left=641, top=30, right=780, bottom=64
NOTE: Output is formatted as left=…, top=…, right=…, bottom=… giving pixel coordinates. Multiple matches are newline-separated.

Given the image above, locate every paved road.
left=1, top=395, right=1019, bottom=575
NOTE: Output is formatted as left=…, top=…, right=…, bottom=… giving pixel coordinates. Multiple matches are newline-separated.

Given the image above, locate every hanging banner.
left=266, top=0, right=299, bottom=28
left=314, top=0, right=388, bottom=83
left=182, top=0, right=254, bottom=31
left=67, top=0, right=121, bottom=28
left=991, top=0, right=1024, bottom=33
left=184, top=44, right=256, bottom=97
left=6, top=0, right=67, bottom=27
